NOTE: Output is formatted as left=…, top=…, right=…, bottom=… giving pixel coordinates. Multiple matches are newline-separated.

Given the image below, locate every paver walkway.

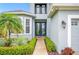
left=33, top=36, right=48, bottom=55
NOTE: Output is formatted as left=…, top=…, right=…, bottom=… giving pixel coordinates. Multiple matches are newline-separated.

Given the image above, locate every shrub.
left=10, top=42, right=19, bottom=47
left=44, top=37, right=57, bottom=52
left=61, top=47, right=75, bottom=55
left=0, top=38, right=6, bottom=47
left=6, top=38, right=15, bottom=46
left=10, top=36, right=28, bottom=46
left=16, top=36, right=28, bottom=45
left=28, top=37, right=37, bottom=51
left=0, top=37, right=37, bottom=55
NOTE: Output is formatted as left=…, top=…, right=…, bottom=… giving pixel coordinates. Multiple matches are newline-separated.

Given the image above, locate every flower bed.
left=44, top=37, right=57, bottom=55
left=0, top=37, right=37, bottom=55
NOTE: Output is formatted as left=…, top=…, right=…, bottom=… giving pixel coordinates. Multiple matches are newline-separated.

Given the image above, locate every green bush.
left=16, top=36, right=28, bottom=45
left=0, top=37, right=37, bottom=55
left=44, top=37, right=57, bottom=52
left=0, top=38, right=6, bottom=47
left=9, top=36, right=28, bottom=46
left=10, top=42, right=18, bottom=47
left=6, top=38, right=15, bottom=46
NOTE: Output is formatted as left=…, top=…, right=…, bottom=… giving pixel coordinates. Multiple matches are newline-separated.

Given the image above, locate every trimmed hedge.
left=44, top=37, right=57, bottom=52
left=0, top=37, right=37, bottom=55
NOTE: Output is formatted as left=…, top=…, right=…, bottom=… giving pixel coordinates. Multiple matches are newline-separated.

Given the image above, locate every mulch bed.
left=47, top=47, right=75, bottom=55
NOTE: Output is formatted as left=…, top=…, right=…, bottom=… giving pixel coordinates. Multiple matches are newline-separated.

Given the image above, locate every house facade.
left=6, top=3, right=79, bottom=52
left=8, top=3, right=51, bottom=40
left=48, top=3, right=79, bottom=52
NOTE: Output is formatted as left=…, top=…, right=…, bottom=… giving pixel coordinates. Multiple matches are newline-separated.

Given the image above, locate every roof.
left=48, top=3, right=79, bottom=18
left=2, top=10, right=35, bottom=18
left=5, top=10, right=26, bottom=12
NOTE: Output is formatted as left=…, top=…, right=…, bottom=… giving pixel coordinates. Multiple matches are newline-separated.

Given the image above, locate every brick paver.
left=33, top=37, right=48, bottom=55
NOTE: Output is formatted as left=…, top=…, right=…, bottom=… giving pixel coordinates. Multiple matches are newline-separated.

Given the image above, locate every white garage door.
left=71, top=19, right=79, bottom=51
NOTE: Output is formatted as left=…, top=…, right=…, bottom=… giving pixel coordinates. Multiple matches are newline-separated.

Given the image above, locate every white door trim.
left=68, top=15, right=79, bottom=47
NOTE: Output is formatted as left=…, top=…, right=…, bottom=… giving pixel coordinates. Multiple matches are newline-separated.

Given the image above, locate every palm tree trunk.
left=8, top=29, right=10, bottom=39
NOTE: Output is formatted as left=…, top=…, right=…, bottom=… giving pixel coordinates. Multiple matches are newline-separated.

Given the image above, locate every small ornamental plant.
left=61, top=47, right=75, bottom=55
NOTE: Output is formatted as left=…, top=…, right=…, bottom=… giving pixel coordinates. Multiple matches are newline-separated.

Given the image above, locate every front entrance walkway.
left=33, top=36, right=48, bottom=55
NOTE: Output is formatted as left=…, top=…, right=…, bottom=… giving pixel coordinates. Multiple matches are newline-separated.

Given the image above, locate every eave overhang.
left=2, top=11, right=35, bottom=18
left=48, top=3, right=79, bottom=18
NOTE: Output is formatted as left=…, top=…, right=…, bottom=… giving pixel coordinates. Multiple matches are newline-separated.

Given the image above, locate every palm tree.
left=0, top=13, right=23, bottom=40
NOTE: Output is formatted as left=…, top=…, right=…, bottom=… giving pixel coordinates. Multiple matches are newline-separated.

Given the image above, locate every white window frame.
left=68, top=15, right=79, bottom=47
left=25, top=18, right=32, bottom=35
left=11, top=16, right=32, bottom=35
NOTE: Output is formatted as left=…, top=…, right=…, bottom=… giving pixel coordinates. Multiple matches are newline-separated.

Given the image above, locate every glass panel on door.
left=41, top=23, right=46, bottom=36
left=35, top=23, right=41, bottom=36
left=35, top=22, right=46, bottom=36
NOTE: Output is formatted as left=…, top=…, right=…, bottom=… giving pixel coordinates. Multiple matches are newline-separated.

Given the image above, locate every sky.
left=0, top=3, right=30, bottom=13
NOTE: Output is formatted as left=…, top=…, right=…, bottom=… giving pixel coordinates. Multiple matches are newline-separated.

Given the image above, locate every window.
left=26, top=19, right=30, bottom=33
left=71, top=19, right=78, bottom=26
left=36, top=5, right=40, bottom=14
left=71, top=21, right=78, bottom=25
left=42, top=5, right=46, bottom=14
left=35, top=4, right=47, bottom=14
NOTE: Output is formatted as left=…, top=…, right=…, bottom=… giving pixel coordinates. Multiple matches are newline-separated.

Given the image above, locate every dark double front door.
left=35, top=22, right=46, bottom=36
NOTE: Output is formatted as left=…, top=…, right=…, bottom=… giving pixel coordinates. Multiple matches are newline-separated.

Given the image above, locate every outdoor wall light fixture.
left=62, top=21, right=66, bottom=29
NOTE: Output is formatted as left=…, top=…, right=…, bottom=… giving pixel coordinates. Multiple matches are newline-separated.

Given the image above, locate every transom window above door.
left=35, top=4, right=47, bottom=14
